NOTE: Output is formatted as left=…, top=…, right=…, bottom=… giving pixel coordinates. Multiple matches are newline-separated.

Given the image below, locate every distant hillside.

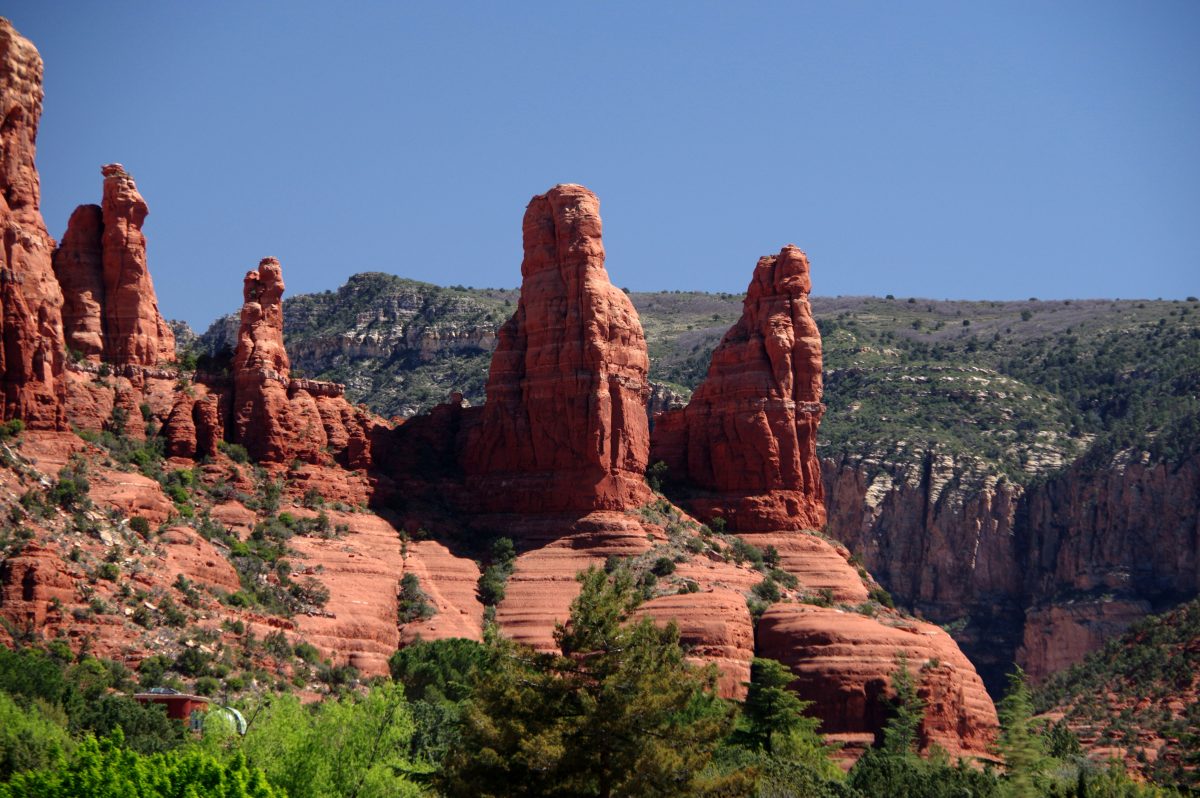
left=1033, top=598, right=1200, bottom=790
left=196, top=274, right=1200, bottom=484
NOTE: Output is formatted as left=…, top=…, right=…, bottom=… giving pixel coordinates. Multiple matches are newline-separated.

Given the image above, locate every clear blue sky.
left=7, top=1, right=1199, bottom=328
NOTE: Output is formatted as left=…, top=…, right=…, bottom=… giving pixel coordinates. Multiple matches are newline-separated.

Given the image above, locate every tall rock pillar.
left=464, top=184, right=652, bottom=513
left=0, top=18, right=65, bottom=428
left=652, top=245, right=826, bottom=531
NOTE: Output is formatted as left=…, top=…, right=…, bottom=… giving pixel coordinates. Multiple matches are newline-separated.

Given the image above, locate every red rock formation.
left=651, top=245, right=825, bottom=531
left=230, top=258, right=325, bottom=463
left=756, top=604, right=998, bottom=762
left=637, top=589, right=754, bottom=699
left=397, top=539, right=485, bottom=647
left=737, top=532, right=870, bottom=604
left=159, top=527, right=241, bottom=593
left=464, top=185, right=652, bottom=513
left=52, top=165, right=176, bottom=367
left=493, top=513, right=658, bottom=652
left=193, top=393, right=224, bottom=458
left=165, top=392, right=199, bottom=458
left=0, top=543, right=76, bottom=630
left=0, top=19, right=65, bottom=429
left=288, top=509, right=437, bottom=675
left=99, top=163, right=176, bottom=365
left=53, top=204, right=105, bottom=359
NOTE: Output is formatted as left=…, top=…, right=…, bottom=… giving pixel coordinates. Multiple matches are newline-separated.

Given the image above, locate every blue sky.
left=7, top=2, right=1199, bottom=328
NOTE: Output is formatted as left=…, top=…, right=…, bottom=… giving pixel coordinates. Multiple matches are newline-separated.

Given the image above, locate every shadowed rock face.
left=463, top=184, right=652, bottom=513
left=53, top=164, right=176, bottom=367
left=53, top=204, right=105, bottom=359
left=0, top=18, right=65, bottom=428
left=652, top=245, right=826, bottom=531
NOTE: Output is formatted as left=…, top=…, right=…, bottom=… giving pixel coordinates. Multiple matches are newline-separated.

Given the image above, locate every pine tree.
left=438, top=566, right=744, bottom=797
left=996, top=666, right=1049, bottom=797
left=743, top=658, right=816, bottom=753
left=881, top=652, right=924, bottom=756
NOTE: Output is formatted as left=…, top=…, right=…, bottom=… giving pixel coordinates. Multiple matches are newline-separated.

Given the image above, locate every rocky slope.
left=219, top=268, right=1200, bottom=692
left=0, top=18, right=999, bottom=766
left=1033, top=597, right=1200, bottom=789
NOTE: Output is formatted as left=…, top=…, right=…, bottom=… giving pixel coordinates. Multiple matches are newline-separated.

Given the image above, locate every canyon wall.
left=823, top=446, right=1200, bottom=687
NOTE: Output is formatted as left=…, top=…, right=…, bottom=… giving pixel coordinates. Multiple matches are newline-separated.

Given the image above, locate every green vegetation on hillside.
left=1033, top=598, right=1200, bottom=790
left=196, top=276, right=1199, bottom=484
left=0, top=572, right=1185, bottom=796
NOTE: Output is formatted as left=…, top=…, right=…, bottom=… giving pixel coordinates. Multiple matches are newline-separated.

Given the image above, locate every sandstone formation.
left=285, top=508, right=423, bottom=675
left=0, top=543, right=75, bottom=630
left=637, top=588, right=754, bottom=699
left=736, top=532, right=870, bottom=604
left=53, top=204, right=105, bottom=359
left=492, top=513, right=658, bottom=652
left=463, top=184, right=652, bottom=514
left=159, top=527, right=241, bottom=593
left=824, top=446, right=1200, bottom=686
left=652, top=245, right=825, bottom=531
left=0, top=19, right=65, bottom=429
left=0, top=43, right=1004, bottom=765
left=229, top=258, right=325, bottom=463
left=53, top=165, right=176, bottom=367
left=756, top=604, right=999, bottom=761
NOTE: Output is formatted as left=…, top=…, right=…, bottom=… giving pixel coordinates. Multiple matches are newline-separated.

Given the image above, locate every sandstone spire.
left=52, top=164, right=176, bottom=366
left=0, top=18, right=65, bottom=427
left=463, top=184, right=652, bottom=512
left=651, top=245, right=826, bottom=530
left=229, top=257, right=325, bottom=462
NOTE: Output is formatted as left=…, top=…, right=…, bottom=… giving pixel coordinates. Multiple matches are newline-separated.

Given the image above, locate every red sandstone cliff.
left=651, top=245, right=825, bottom=531
left=53, top=165, right=176, bottom=367
left=463, top=184, right=652, bottom=514
left=823, top=445, right=1200, bottom=687
left=0, top=19, right=65, bottom=429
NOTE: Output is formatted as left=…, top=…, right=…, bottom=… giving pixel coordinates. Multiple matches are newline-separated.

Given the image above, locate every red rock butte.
left=53, top=164, right=176, bottom=367
left=652, top=244, right=826, bottom=531
left=463, top=184, right=652, bottom=514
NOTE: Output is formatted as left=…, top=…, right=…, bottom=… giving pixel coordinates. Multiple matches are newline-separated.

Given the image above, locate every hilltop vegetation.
left=197, top=277, right=1200, bottom=483
left=1034, top=598, right=1200, bottom=790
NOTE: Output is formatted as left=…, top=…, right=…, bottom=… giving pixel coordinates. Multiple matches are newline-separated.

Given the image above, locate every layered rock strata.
left=756, top=604, right=999, bottom=761
left=463, top=184, right=652, bottom=514
left=824, top=446, right=1200, bottom=686
left=0, top=19, right=65, bottom=429
left=651, top=245, right=825, bottom=531
left=53, top=164, right=176, bottom=366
